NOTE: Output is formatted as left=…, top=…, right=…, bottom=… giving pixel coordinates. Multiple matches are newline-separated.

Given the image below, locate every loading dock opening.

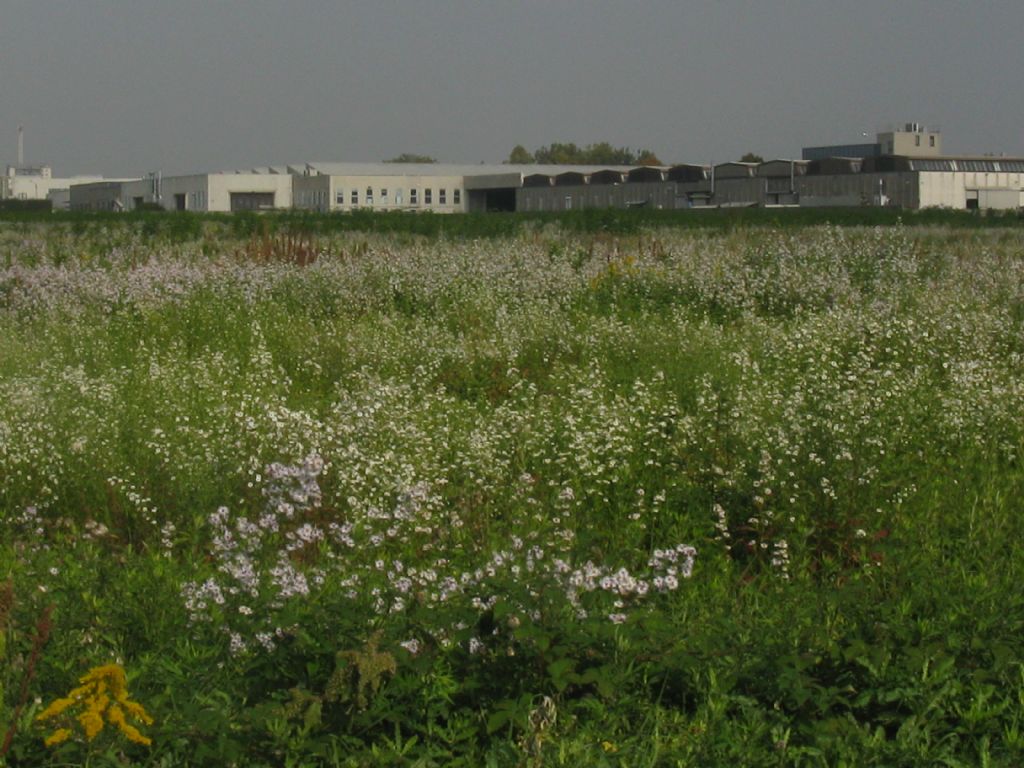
left=468, top=188, right=516, bottom=212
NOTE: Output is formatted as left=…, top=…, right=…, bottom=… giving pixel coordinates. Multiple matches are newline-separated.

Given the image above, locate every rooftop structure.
left=803, top=122, right=942, bottom=161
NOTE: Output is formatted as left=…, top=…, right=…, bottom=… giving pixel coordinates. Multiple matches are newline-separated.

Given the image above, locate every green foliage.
left=0, top=579, right=10, bottom=740
left=2, top=224, right=1024, bottom=764
left=330, top=633, right=398, bottom=710
left=740, top=152, right=765, bottom=163
left=508, top=141, right=663, bottom=165
left=383, top=153, right=437, bottom=164
left=0, top=206, right=1022, bottom=248
left=0, top=199, right=52, bottom=213
left=506, top=144, right=534, bottom=164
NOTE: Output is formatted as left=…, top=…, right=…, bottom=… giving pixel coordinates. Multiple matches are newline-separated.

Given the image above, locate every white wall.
left=4, top=174, right=103, bottom=200
left=208, top=174, right=292, bottom=211
left=292, top=174, right=467, bottom=213
left=156, top=175, right=210, bottom=211
left=919, top=172, right=1024, bottom=209
left=130, top=174, right=293, bottom=211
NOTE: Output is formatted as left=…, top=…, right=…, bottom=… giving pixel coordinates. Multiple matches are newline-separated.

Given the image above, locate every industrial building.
left=55, top=122, right=1024, bottom=215
left=71, top=171, right=294, bottom=212
left=3, top=165, right=105, bottom=210
left=72, top=163, right=648, bottom=214
left=288, top=162, right=682, bottom=214
left=290, top=163, right=475, bottom=213
left=803, top=123, right=943, bottom=160
left=0, top=127, right=103, bottom=209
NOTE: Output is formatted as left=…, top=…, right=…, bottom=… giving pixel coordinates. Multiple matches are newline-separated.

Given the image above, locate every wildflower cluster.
left=36, top=664, right=153, bottom=747
left=181, top=454, right=327, bottom=654
left=183, top=449, right=697, bottom=656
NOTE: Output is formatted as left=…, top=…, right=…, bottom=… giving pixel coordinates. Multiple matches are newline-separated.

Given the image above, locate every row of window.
left=297, top=190, right=331, bottom=207
left=297, top=187, right=462, bottom=208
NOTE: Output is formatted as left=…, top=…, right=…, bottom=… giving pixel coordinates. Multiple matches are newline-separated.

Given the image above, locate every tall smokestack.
left=17, top=125, right=23, bottom=167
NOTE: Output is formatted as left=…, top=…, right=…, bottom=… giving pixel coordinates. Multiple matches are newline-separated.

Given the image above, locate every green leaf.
left=303, top=699, right=322, bottom=731
left=486, top=709, right=511, bottom=734
left=547, top=657, right=576, bottom=681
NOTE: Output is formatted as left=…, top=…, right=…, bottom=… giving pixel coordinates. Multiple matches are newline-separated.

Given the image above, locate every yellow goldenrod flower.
left=78, top=705, right=104, bottom=741
left=121, top=698, right=155, bottom=726
left=37, top=663, right=153, bottom=748
left=43, top=728, right=72, bottom=747
left=36, top=696, right=76, bottom=721
left=107, top=704, right=152, bottom=746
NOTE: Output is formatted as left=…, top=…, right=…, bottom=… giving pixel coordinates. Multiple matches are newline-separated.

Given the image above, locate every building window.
left=915, top=135, right=921, bottom=146
left=366, top=187, right=373, bottom=204
left=380, top=188, right=388, bottom=200
left=351, top=190, right=358, bottom=205
left=410, top=188, right=418, bottom=205
left=454, top=189, right=461, bottom=205
left=439, top=188, right=447, bottom=204
left=396, top=190, right=403, bottom=205
left=564, top=195, right=572, bottom=210
left=425, top=188, right=432, bottom=204
left=929, top=135, right=936, bottom=147
left=336, top=190, right=344, bottom=205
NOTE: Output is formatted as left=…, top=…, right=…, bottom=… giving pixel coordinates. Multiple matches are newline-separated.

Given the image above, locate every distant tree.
left=580, top=142, right=637, bottom=164
left=384, top=153, right=436, bottom=163
left=506, top=145, right=534, bottom=164
left=740, top=152, right=764, bottom=163
left=533, top=143, right=581, bottom=164
left=508, top=142, right=664, bottom=165
left=635, top=149, right=663, bottom=165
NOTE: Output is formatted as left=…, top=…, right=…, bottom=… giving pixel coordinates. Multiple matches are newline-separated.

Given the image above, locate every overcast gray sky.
left=2, top=0, right=1023, bottom=176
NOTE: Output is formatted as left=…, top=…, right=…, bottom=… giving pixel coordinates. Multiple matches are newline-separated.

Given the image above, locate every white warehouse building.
left=71, top=162, right=639, bottom=214
left=289, top=163, right=471, bottom=213
left=284, top=162, right=639, bottom=213
left=72, top=171, right=293, bottom=212
left=3, top=165, right=104, bottom=209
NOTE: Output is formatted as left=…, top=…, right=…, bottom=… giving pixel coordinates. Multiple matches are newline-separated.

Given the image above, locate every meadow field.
left=1, top=216, right=1024, bottom=766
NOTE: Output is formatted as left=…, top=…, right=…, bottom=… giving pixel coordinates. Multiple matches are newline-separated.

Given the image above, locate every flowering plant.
left=36, top=664, right=153, bottom=748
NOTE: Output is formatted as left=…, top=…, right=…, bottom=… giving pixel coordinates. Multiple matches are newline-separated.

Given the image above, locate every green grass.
left=1, top=204, right=1022, bottom=245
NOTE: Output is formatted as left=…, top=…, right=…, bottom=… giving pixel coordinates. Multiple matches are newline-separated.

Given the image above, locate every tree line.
left=384, top=148, right=768, bottom=166
left=506, top=142, right=662, bottom=166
